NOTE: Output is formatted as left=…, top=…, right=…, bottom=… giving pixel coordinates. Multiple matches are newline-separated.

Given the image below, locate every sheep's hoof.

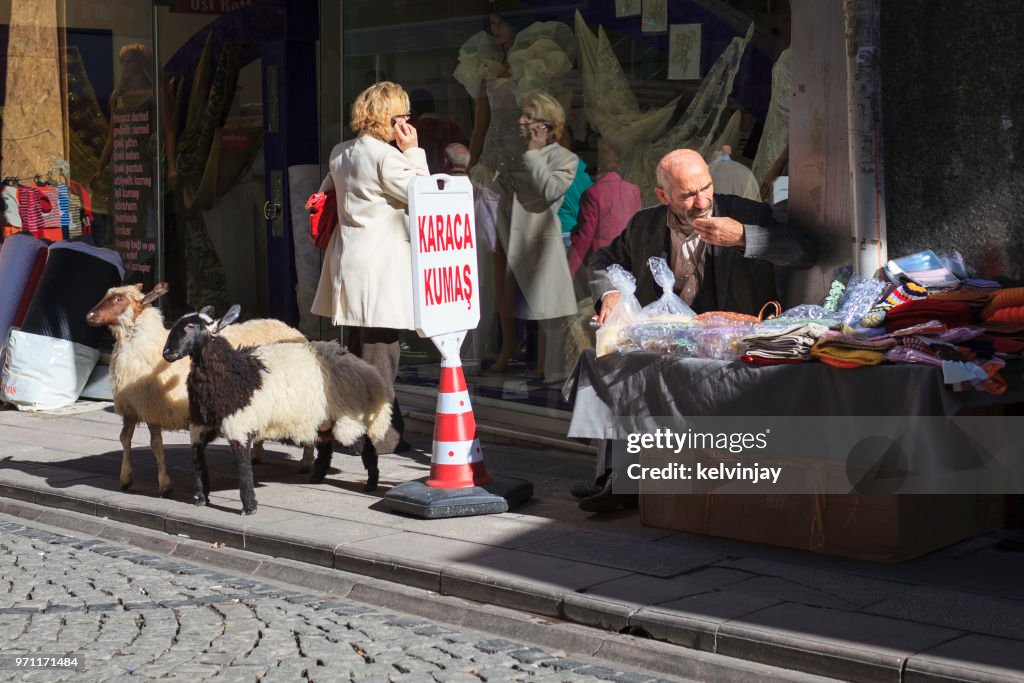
left=241, top=506, right=257, bottom=516
left=160, top=488, right=174, bottom=499
left=364, top=469, right=380, bottom=492
left=120, top=480, right=133, bottom=491
left=193, top=494, right=208, bottom=507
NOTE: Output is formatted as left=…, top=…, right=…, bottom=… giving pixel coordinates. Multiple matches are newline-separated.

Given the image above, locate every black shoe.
left=569, top=481, right=604, bottom=499
left=578, top=477, right=638, bottom=514
left=569, top=471, right=611, bottom=499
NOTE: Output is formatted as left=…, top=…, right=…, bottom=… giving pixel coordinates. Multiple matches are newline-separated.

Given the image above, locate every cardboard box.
left=639, top=454, right=1007, bottom=562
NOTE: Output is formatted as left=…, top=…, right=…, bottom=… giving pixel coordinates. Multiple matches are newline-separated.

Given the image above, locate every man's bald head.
left=654, top=149, right=715, bottom=225
left=656, top=149, right=709, bottom=190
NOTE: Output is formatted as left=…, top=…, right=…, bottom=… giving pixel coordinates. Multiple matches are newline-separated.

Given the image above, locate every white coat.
left=311, top=134, right=429, bottom=329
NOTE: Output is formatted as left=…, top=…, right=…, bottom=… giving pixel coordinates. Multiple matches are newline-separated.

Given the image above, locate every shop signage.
left=169, top=0, right=255, bottom=15
left=409, top=175, right=480, bottom=338
left=218, top=130, right=250, bottom=149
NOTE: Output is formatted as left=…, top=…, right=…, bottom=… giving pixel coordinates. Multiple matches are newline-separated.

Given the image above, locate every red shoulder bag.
left=306, top=190, right=337, bottom=249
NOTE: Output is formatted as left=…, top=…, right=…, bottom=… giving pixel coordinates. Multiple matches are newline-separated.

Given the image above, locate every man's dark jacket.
left=589, top=195, right=814, bottom=316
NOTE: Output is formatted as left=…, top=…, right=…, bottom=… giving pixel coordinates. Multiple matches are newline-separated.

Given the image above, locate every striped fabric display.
left=57, top=184, right=71, bottom=239
left=68, top=193, right=83, bottom=237
left=860, top=281, right=929, bottom=327
left=17, top=187, right=44, bottom=237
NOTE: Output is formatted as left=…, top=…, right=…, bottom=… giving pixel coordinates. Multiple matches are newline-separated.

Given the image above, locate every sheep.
left=161, top=304, right=392, bottom=515
left=85, top=282, right=315, bottom=498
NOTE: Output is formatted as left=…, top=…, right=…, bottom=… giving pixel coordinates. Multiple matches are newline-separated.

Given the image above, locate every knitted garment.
left=988, top=306, right=1024, bottom=324
left=883, top=300, right=973, bottom=332
left=860, top=281, right=929, bottom=327
left=813, top=329, right=898, bottom=351
left=811, top=344, right=886, bottom=367
left=981, top=287, right=1024, bottom=320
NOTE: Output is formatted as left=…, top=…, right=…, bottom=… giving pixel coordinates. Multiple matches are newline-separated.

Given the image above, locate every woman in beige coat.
left=494, top=91, right=578, bottom=377
left=311, top=82, right=429, bottom=472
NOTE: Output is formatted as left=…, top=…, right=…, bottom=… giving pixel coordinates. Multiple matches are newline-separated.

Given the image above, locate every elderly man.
left=576, top=148, right=814, bottom=512
left=591, top=148, right=812, bottom=323
left=443, top=142, right=470, bottom=175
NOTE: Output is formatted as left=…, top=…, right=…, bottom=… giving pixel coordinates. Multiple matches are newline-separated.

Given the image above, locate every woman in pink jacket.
left=567, top=140, right=642, bottom=277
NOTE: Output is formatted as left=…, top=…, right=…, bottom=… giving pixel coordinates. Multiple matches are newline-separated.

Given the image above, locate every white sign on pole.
left=408, top=175, right=480, bottom=339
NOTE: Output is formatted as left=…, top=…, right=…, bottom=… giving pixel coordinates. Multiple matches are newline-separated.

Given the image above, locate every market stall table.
left=565, top=350, right=1024, bottom=561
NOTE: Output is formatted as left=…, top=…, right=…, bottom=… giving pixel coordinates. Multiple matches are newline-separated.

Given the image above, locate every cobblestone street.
left=0, top=514, right=680, bottom=682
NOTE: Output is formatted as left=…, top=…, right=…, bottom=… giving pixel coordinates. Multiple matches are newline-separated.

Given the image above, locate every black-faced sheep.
left=85, top=283, right=314, bottom=497
left=161, top=305, right=392, bottom=515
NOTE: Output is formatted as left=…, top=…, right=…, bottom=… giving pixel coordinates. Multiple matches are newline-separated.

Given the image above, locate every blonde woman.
left=311, top=82, right=429, bottom=481
left=495, top=91, right=577, bottom=377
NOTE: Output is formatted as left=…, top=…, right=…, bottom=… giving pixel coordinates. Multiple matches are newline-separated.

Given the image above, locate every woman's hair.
left=117, top=43, right=154, bottom=90
left=350, top=81, right=410, bottom=141
left=522, top=91, right=565, bottom=145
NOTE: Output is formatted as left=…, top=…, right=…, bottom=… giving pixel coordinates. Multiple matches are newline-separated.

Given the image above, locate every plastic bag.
left=641, top=256, right=696, bottom=320
left=694, top=325, right=753, bottom=360
left=835, top=277, right=889, bottom=327
left=595, top=264, right=643, bottom=356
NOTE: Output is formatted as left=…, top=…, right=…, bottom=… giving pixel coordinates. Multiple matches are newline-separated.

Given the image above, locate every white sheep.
left=85, top=283, right=314, bottom=497
left=161, top=304, right=392, bottom=515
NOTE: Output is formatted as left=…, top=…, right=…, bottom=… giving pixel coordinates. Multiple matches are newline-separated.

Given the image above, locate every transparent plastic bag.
left=641, top=256, right=696, bottom=320
left=835, top=277, right=889, bottom=327
left=625, top=320, right=700, bottom=355
left=694, top=324, right=753, bottom=360
left=595, top=264, right=644, bottom=356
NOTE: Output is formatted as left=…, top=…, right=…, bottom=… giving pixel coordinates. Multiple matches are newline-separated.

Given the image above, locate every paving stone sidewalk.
left=1, top=402, right=1023, bottom=682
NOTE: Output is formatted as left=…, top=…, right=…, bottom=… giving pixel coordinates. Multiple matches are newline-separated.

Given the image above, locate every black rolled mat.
left=19, top=243, right=122, bottom=350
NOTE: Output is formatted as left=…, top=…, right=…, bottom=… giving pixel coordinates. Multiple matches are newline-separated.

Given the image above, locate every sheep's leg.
left=361, top=443, right=380, bottom=493
left=146, top=423, right=173, bottom=498
left=119, top=420, right=137, bottom=491
left=233, top=439, right=257, bottom=515
left=190, top=427, right=214, bottom=506
left=309, top=430, right=333, bottom=484
left=297, top=446, right=314, bottom=474
left=251, top=441, right=264, bottom=465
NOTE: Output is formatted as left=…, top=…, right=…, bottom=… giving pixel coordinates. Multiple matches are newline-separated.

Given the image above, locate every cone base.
left=382, top=476, right=533, bottom=519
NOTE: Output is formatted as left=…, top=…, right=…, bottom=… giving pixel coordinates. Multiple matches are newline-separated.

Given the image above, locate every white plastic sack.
left=1, top=329, right=100, bottom=411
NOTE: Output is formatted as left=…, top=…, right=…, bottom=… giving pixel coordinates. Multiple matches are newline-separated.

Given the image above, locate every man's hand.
left=594, top=291, right=621, bottom=326
left=394, top=121, right=418, bottom=152
left=693, top=216, right=745, bottom=248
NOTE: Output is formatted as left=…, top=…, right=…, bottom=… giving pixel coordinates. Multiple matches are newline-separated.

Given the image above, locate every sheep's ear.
left=198, top=305, right=215, bottom=318
left=141, top=282, right=169, bottom=306
left=214, top=304, right=241, bottom=333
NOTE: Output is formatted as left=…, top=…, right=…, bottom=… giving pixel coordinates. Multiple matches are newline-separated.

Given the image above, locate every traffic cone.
left=426, top=364, right=492, bottom=488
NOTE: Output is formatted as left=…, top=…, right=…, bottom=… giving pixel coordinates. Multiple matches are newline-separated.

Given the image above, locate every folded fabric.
left=813, top=329, right=897, bottom=350
left=885, top=346, right=943, bottom=366
left=980, top=287, right=1024, bottom=320
left=929, top=289, right=996, bottom=306
left=860, top=281, right=928, bottom=327
left=740, top=354, right=805, bottom=365
left=883, top=300, right=973, bottom=331
left=811, top=344, right=886, bottom=367
left=963, top=278, right=1002, bottom=290
left=977, top=335, right=1024, bottom=355
left=987, top=305, right=1024, bottom=323
left=742, top=322, right=830, bottom=360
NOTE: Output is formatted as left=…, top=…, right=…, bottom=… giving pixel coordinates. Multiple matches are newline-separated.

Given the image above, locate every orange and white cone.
left=426, top=363, right=492, bottom=489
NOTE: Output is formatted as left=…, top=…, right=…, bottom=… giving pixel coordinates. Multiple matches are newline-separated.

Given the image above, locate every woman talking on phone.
left=499, top=91, right=577, bottom=378
left=311, top=82, right=429, bottom=478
